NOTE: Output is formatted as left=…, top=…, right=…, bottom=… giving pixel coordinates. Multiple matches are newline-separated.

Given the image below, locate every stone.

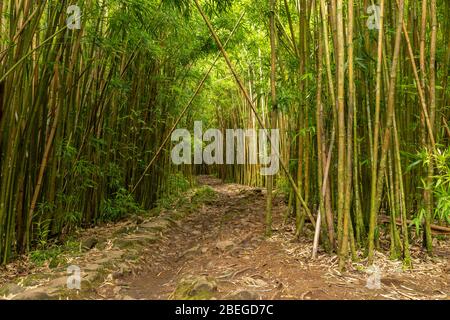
left=113, top=286, right=122, bottom=295
left=132, top=215, right=145, bottom=225
left=216, top=240, right=234, bottom=251
left=83, top=272, right=98, bottom=282
left=114, top=226, right=136, bottom=236
left=229, top=290, right=259, bottom=300
left=0, top=283, right=25, bottom=296
left=191, top=277, right=217, bottom=295
left=113, top=238, right=135, bottom=249
left=47, top=277, right=67, bottom=289
left=94, top=257, right=112, bottom=264
left=139, top=219, right=171, bottom=232
left=252, top=188, right=263, bottom=194
left=112, top=263, right=131, bottom=279
left=84, top=264, right=101, bottom=272
left=12, top=290, right=52, bottom=300
left=113, top=232, right=160, bottom=249
left=82, top=237, right=98, bottom=251
left=174, top=276, right=218, bottom=300
left=107, top=250, right=125, bottom=259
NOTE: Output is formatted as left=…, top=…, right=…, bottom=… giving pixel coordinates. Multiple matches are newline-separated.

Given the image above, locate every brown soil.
left=112, top=176, right=450, bottom=300
left=3, top=175, right=447, bottom=300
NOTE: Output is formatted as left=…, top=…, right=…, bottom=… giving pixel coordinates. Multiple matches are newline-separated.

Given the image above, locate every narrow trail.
left=114, top=176, right=449, bottom=300
left=1, top=175, right=447, bottom=300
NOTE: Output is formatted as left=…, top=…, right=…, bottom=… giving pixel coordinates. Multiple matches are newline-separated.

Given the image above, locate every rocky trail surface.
left=1, top=176, right=449, bottom=300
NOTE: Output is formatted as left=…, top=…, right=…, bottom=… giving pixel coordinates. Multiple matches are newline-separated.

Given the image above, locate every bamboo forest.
left=0, top=0, right=449, bottom=301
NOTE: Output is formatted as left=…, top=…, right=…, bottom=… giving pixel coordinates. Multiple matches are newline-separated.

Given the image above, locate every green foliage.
left=100, top=188, right=144, bottom=222
left=29, top=247, right=62, bottom=267
left=410, top=147, right=450, bottom=231
left=162, top=0, right=234, bottom=17
left=156, top=173, right=191, bottom=209
left=427, top=148, right=450, bottom=224
left=191, top=185, right=217, bottom=203
left=33, top=214, right=52, bottom=249
left=276, top=176, right=291, bottom=201
left=1, top=0, right=448, bottom=267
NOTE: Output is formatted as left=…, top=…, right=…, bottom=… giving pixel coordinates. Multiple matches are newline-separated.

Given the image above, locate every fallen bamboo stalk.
left=379, top=216, right=450, bottom=234
left=131, top=11, right=245, bottom=193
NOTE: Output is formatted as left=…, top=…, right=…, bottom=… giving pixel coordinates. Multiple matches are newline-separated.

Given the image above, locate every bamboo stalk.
left=193, top=0, right=316, bottom=228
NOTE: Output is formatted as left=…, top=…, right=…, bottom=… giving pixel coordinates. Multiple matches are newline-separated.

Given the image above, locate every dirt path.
left=113, top=176, right=449, bottom=300
left=3, top=175, right=446, bottom=300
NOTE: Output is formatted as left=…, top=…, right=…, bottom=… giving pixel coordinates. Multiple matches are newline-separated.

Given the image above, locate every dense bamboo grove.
left=192, top=0, right=450, bottom=268
left=0, top=0, right=220, bottom=262
left=0, top=0, right=449, bottom=269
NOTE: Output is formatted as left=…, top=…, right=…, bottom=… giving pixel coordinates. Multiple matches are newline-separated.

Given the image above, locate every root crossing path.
left=111, top=176, right=448, bottom=300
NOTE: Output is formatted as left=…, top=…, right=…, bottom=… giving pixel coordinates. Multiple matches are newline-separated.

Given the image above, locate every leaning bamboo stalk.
left=266, top=0, right=277, bottom=237
left=339, top=0, right=355, bottom=270
left=26, top=61, right=61, bottom=250
left=131, top=11, right=245, bottom=193
left=369, top=0, right=405, bottom=264
left=193, top=0, right=316, bottom=228
left=393, top=0, right=435, bottom=148
left=313, top=17, right=324, bottom=258
left=335, top=0, right=346, bottom=252
left=368, top=0, right=385, bottom=263
left=423, top=0, right=438, bottom=254
left=392, top=115, right=412, bottom=266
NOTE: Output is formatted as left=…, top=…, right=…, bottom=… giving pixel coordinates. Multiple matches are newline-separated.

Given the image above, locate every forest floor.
left=0, top=176, right=449, bottom=300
